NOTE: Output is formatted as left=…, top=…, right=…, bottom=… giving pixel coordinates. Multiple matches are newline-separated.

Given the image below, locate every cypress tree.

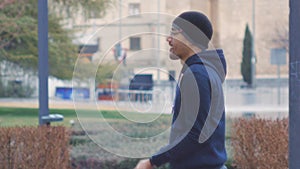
left=241, top=24, right=253, bottom=85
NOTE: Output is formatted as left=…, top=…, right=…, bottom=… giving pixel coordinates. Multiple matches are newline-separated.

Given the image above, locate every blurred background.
left=0, top=0, right=289, bottom=118
left=0, top=1, right=291, bottom=168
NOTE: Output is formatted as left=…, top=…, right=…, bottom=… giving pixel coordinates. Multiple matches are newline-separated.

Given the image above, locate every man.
left=135, top=11, right=227, bottom=169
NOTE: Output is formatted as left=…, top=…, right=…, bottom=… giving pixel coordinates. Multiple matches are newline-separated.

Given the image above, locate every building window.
left=130, top=37, right=141, bottom=50
left=128, top=3, right=140, bottom=16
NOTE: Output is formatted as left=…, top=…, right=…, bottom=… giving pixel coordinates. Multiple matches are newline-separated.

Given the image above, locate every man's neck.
left=181, top=47, right=202, bottom=63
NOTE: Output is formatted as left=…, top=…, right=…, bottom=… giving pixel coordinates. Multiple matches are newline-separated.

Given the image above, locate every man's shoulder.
left=182, top=64, right=210, bottom=83
left=186, top=63, right=208, bottom=76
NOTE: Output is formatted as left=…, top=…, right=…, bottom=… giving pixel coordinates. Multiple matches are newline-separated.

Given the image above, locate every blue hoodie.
left=150, top=49, right=227, bottom=169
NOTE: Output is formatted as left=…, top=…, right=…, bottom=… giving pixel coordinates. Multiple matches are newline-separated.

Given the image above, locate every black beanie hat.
left=173, top=11, right=213, bottom=49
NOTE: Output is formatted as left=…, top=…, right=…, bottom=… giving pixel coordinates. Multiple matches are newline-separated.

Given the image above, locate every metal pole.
left=114, top=0, right=122, bottom=62
left=157, top=0, right=161, bottom=84
left=119, top=0, right=122, bottom=42
left=251, top=0, right=256, bottom=87
left=38, top=0, right=49, bottom=125
left=289, top=0, right=300, bottom=168
left=277, top=65, right=280, bottom=105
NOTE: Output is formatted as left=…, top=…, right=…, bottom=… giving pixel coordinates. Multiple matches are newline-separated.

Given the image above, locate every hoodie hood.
left=184, top=49, right=227, bottom=83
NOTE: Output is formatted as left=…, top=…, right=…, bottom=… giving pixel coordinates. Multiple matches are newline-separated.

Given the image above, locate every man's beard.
left=169, top=52, right=180, bottom=60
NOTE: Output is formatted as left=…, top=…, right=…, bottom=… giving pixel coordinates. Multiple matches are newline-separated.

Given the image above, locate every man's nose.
left=166, top=36, right=172, bottom=42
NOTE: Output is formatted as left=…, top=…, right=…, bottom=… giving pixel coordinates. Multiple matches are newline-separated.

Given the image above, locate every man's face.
left=166, top=27, right=190, bottom=60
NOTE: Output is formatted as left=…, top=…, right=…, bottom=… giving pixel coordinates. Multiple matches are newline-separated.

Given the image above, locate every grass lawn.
left=0, top=107, right=121, bottom=126
left=0, top=107, right=171, bottom=127
left=0, top=107, right=78, bottom=126
left=0, top=107, right=232, bottom=137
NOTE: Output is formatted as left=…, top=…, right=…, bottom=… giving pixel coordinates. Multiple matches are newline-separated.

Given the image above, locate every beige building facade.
left=72, top=0, right=289, bottom=80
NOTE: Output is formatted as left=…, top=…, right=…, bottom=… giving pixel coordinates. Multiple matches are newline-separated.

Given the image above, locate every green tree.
left=241, top=24, right=254, bottom=85
left=0, top=0, right=110, bottom=79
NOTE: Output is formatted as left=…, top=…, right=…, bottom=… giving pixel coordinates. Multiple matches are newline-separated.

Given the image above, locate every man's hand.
left=134, top=159, right=153, bottom=169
